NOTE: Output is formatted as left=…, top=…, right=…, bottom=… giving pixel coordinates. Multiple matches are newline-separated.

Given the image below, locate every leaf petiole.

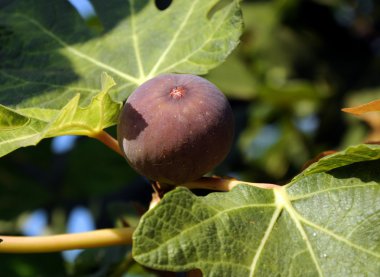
left=181, top=177, right=279, bottom=191
left=91, top=130, right=124, bottom=157
left=0, top=227, right=133, bottom=253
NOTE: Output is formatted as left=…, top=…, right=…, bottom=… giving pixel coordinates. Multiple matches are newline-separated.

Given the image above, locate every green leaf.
left=0, top=140, right=53, bottom=220
left=63, top=135, right=137, bottom=198
left=73, top=246, right=129, bottom=277
left=205, top=51, right=257, bottom=100
left=0, top=72, right=121, bottom=157
left=0, top=0, right=242, bottom=107
left=133, top=147, right=380, bottom=276
left=0, top=0, right=242, bottom=156
left=0, top=252, right=66, bottom=277
left=295, top=144, right=380, bottom=181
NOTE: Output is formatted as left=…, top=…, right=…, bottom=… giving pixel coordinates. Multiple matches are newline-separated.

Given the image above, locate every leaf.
left=0, top=252, right=66, bottom=277
left=63, top=135, right=138, bottom=198
left=0, top=0, right=242, bottom=108
left=295, top=144, right=380, bottom=181
left=205, top=52, right=257, bottom=100
left=73, top=246, right=129, bottom=277
left=342, top=99, right=380, bottom=115
left=0, top=72, right=122, bottom=157
left=0, top=140, right=53, bottom=220
left=0, top=0, right=243, bottom=156
left=133, top=145, right=380, bottom=276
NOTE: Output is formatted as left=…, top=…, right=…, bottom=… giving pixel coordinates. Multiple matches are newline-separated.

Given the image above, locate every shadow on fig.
left=120, top=103, right=148, bottom=140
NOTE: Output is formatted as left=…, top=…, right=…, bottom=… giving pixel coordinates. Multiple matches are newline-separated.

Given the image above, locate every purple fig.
left=117, top=74, right=234, bottom=185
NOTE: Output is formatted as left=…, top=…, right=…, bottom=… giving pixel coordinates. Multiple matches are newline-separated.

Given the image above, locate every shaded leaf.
left=205, top=52, right=257, bottom=100
left=133, top=145, right=380, bottom=276
left=63, top=135, right=138, bottom=198
left=0, top=252, right=66, bottom=277
left=0, top=138, right=55, bottom=220
left=73, top=246, right=129, bottom=277
left=0, top=0, right=242, bottom=105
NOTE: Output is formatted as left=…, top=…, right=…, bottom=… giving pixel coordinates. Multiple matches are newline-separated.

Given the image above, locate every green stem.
left=0, top=227, right=133, bottom=253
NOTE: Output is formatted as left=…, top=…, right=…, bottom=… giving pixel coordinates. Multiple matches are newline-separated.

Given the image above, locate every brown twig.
left=181, top=177, right=279, bottom=191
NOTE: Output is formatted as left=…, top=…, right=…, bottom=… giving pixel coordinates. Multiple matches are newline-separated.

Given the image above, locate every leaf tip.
left=341, top=99, right=380, bottom=115
left=341, top=107, right=361, bottom=115
left=101, top=72, right=117, bottom=91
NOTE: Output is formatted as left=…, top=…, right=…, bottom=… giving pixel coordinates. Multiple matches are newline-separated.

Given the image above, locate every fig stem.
left=0, top=227, right=133, bottom=253
left=92, top=130, right=124, bottom=157
left=182, top=177, right=279, bottom=191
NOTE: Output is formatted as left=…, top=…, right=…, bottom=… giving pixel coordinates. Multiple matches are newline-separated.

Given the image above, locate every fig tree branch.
left=0, top=227, right=133, bottom=253
left=0, top=178, right=277, bottom=254
left=181, top=177, right=279, bottom=191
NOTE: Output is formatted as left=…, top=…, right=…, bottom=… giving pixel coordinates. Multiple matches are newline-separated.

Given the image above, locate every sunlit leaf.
left=133, top=144, right=380, bottom=276
left=0, top=73, right=121, bottom=157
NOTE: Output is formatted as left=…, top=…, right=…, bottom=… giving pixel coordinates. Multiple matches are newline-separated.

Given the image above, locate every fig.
left=117, top=74, right=234, bottom=185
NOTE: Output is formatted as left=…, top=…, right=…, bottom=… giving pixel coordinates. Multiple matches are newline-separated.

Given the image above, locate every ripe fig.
left=117, top=74, right=234, bottom=185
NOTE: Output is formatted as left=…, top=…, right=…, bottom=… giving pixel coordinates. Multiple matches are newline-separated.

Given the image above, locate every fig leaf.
left=133, top=144, right=380, bottom=276
left=0, top=72, right=121, bottom=157
left=0, top=0, right=242, bottom=156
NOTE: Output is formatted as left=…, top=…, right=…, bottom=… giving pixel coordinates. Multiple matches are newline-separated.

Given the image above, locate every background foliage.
left=1, top=0, right=380, bottom=276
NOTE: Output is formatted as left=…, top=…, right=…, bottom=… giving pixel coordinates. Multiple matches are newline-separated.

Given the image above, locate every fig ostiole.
left=117, top=74, right=234, bottom=185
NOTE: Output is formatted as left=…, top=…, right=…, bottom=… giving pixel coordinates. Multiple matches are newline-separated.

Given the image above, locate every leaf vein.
left=14, top=14, right=140, bottom=84
left=299, top=214, right=380, bottom=258
left=275, top=189, right=324, bottom=276
left=159, top=3, right=236, bottom=74
left=248, top=205, right=282, bottom=277
left=129, top=0, right=145, bottom=79
left=135, top=202, right=276, bottom=258
left=289, top=183, right=378, bottom=201
left=147, top=0, right=198, bottom=78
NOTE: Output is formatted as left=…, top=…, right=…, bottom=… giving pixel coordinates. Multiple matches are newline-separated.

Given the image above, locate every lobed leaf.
left=293, top=144, right=380, bottom=182
left=133, top=145, right=380, bottom=276
left=0, top=72, right=121, bottom=157
left=0, top=0, right=243, bottom=156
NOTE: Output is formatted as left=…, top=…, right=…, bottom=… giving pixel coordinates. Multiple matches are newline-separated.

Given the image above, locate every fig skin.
left=117, top=74, right=234, bottom=185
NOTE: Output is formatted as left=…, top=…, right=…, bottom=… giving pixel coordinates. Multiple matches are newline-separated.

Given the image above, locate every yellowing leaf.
left=341, top=99, right=380, bottom=115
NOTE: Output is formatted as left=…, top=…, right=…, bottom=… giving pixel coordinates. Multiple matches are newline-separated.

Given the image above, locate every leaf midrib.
left=299, top=213, right=380, bottom=258
left=289, top=183, right=378, bottom=201
left=13, top=13, right=140, bottom=84
left=248, top=204, right=282, bottom=277
left=135, top=202, right=276, bottom=259
left=129, top=0, right=144, bottom=79
left=146, top=0, right=199, bottom=78
left=159, top=1, right=237, bottom=74
left=275, top=188, right=324, bottom=277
